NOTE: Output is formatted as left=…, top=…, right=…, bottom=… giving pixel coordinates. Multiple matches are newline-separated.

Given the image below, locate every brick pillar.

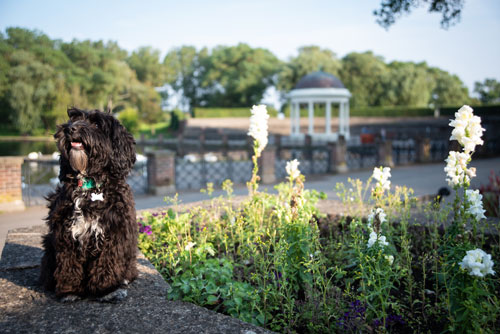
left=328, top=136, right=348, bottom=173
left=0, top=157, right=25, bottom=212
left=377, top=140, right=394, bottom=167
left=146, top=150, right=176, bottom=195
left=416, top=137, right=431, bottom=163
left=259, top=146, right=276, bottom=184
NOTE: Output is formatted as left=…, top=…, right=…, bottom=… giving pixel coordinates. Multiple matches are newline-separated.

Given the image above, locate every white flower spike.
left=286, top=159, right=301, bottom=180
left=444, top=151, right=472, bottom=187
left=372, top=166, right=391, bottom=191
left=367, top=231, right=389, bottom=248
left=449, top=105, right=485, bottom=154
left=459, top=248, right=495, bottom=277
left=248, top=105, right=269, bottom=156
left=465, top=189, right=487, bottom=221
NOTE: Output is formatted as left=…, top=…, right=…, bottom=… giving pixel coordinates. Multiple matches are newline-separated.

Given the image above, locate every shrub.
left=117, top=108, right=140, bottom=134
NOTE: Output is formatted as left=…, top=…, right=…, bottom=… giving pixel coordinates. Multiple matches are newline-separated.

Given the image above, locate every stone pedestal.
left=416, top=137, right=431, bottom=163
left=259, top=147, right=276, bottom=184
left=146, top=150, right=176, bottom=195
left=329, top=136, right=348, bottom=173
left=377, top=140, right=394, bottom=167
left=0, top=157, right=25, bottom=212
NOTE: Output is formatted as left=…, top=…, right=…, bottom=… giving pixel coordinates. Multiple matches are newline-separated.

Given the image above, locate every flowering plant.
left=449, top=105, right=485, bottom=154
left=372, top=166, right=391, bottom=198
left=247, top=105, right=269, bottom=195
left=459, top=248, right=495, bottom=278
left=247, top=104, right=269, bottom=157
left=286, top=159, right=301, bottom=181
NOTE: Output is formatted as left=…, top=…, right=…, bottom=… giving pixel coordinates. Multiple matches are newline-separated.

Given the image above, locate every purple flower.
left=139, top=224, right=153, bottom=235
left=337, top=300, right=366, bottom=330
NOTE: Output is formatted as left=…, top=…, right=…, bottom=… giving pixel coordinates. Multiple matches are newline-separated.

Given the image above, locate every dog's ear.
left=67, top=107, right=87, bottom=120
left=108, top=116, right=136, bottom=179
left=53, top=124, right=74, bottom=182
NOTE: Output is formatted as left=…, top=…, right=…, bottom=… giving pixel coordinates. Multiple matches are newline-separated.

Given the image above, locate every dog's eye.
left=93, top=123, right=99, bottom=129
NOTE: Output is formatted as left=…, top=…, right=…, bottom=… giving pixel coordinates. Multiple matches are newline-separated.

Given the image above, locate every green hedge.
left=192, top=104, right=500, bottom=118
left=281, top=104, right=500, bottom=118
left=193, top=107, right=278, bottom=118
left=440, top=104, right=500, bottom=117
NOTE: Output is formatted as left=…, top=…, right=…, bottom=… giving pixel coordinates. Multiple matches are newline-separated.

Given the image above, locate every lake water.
left=0, top=140, right=57, bottom=157
left=0, top=139, right=155, bottom=157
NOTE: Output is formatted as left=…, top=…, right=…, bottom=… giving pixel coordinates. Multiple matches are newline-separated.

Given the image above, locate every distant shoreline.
left=0, top=136, right=53, bottom=142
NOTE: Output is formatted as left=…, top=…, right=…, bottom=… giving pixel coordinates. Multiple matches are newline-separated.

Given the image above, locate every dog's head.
left=55, top=107, right=136, bottom=183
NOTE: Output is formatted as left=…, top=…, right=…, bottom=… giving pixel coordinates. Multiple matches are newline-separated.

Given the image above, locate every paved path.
left=1, top=157, right=499, bottom=258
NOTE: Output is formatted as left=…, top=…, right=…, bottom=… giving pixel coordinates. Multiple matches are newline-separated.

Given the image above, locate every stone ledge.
left=0, top=225, right=272, bottom=334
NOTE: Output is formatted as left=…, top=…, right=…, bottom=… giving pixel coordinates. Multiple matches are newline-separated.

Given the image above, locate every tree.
left=474, top=79, right=500, bottom=105
left=203, top=44, right=281, bottom=107
left=382, top=61, right=432, bottom=107
left=127, top=46, right=164, bottom=86
left=428, top=67, right=470, bottom=106
left=277, top=46, right=342, bottom=92
left=163, top=46, right=210, bottom=113
left=374, top=0, right=464, bottom=29
left=339, top=51, right=389, bottom=108
left=7, top=50, right=58, bottom=134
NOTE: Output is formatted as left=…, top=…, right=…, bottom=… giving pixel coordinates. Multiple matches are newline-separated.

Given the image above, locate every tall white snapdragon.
left=444, top=151, right=472, bottom=187
left=367, top=231, right=389, bottom=248
left=248, top=104, right=269, bottom=156
left=367, top=207, right=387, bottom=231
left=286, top=159, right=301, bottom=181
left=459, top=248, right=495, bottom=278
left=465, top=189, right=487, bottom=221
left=449, top=105, right=485, bottom=154
left=444, top=105, right=484, bottom=188
left=372, top=166, right=391, bottom=199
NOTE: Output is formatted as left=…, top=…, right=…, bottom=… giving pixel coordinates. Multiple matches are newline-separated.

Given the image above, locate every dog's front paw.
left=97, top=288, right=128, bottom=303
left=60, top=294, right=81, bottom=303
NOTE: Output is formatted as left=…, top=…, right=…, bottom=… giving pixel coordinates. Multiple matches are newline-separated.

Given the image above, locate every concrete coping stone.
left=0, top=224, right=273, bottom=334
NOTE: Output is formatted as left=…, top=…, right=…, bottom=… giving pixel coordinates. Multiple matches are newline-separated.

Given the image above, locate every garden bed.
left=138, top=178, right=500, bottom=333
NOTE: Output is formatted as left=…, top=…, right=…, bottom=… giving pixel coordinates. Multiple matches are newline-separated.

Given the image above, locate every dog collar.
left=78, top=177, right=96, bottom=190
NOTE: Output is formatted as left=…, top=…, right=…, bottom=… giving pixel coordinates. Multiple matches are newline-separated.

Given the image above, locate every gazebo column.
left=296, top=103, right=301, bottom=134
left=308, top=101, right=314, bottom=134
left=339, top=101, right=346, bottom=138
left=325, top=101, right=331, bottom=135
left=345, top=101, right=350, bottom=138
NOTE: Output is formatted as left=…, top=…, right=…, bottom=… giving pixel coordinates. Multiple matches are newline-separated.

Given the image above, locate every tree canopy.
left=474, top=79, right=500, bottom=105
left=374, top=0, right=465, bottom=29
left=0, top=27, right=481, bottom=135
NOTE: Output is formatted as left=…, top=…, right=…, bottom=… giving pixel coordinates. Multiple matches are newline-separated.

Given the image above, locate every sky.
left=1, top=0, right=499, bottom=97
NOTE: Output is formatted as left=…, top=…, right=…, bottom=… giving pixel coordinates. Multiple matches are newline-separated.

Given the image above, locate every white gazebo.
left=288, top=71, right=351, bottom=141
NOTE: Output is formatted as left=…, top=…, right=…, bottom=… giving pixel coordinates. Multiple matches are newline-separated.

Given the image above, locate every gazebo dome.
left=295, top=71, right=345, bottom=89
left=288, top=71, right=352, bottom=142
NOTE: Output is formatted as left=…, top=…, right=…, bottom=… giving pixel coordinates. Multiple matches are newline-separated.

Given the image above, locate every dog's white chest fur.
left=70, top=197, right=104, bottom=244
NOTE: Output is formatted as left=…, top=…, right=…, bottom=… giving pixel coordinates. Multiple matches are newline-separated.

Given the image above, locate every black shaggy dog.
left=40, top=107, right=138, bottom=303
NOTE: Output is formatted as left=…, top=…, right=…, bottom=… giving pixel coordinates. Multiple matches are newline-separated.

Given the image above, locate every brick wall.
left=0, top=157, right=25, bottom=212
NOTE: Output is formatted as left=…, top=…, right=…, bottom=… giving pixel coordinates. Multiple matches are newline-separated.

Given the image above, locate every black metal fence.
left=22, top=158, right=148, bottom=206
left=175, top=154, right=252, bottom=190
